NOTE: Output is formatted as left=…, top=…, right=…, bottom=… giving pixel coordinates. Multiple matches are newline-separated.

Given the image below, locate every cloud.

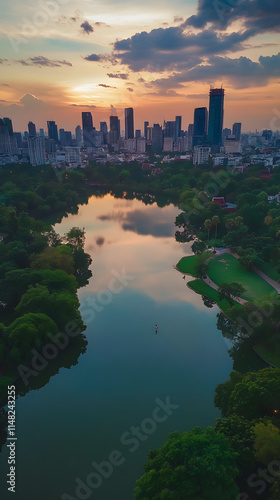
left=16, top=56, right=72, bottom=68
left=110, top=104, right=117, bottom=114
left=107, top=73, right=128, bottom=79
left=84, top=53, right=101, bottom=62
left=97, top=83, right=116, bottom=88
left=98, top=209, right=174, bottom=238
left=0, top=83, right=10, bottom=86
left=127, top=87, right=134, bottom=92
left=19, top=93, right=44, bottom=105
left=0, top=59, right=8, bottom=64
left=96, top=236, right=105, bottom=246
left=80, top=20, right=94, bottom=34
left=94, top=21, right=110, bottom=28
left=151, top=52, right=280, bottom=89
left=70, top=104, right=97, bottom=108
left=113, top=26, right=254, bottom=72
left=0, top=100, right=6, bottom=102
left=183, top=0, right=280, bottom=32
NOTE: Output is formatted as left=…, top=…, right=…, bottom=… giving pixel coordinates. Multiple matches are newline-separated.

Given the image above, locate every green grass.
left=260, top=261, right=280, bottom=282
left=187, top=279, right=240, bottom=314
left=207, top=253, right=275, bottom=301
left=254, top=343, right=280, bottom=369
left=177, top=251, right=211, bottom=277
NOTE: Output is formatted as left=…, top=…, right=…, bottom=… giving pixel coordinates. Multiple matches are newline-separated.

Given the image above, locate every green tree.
left=65, top=227, right=86, bottom=249
left=204, top=219, right=212, bottom=244
left=218, top=282, right=245, bottom=305
left=253, top=422, right=280, bottom=464
left=212, top=215, right=220, bottom=240
left=133, top=427, right=239, bottom=500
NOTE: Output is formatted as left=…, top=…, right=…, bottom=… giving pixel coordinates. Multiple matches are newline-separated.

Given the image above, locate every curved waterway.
left=0, top=193, right=233, bottom=500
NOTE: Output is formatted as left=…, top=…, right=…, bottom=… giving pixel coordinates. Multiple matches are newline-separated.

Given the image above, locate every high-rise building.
left=3, top=117, right=13, bottom=136
left=164, top=121, right=175, bottom=139
left=163, top=137, right=174, bottom=152
left=187, top=123, right=194, bottom=151
left=207, top=87, right=225, bottom=153
left=151, top=124, right=163, bottom=152
left=175, top=116, right=182, bottom=143
left=223, top=128, right=231, bottom=142
left=135, top=130, right=141, bottom=139
left=28, top=136, right=46, bottom=166
left=47, top=121, right=58, bottom=143
left=39, top=128, right=45, bottom=137
left=136, top=138, right=146, bottom=153
left=109, top=116, right=120, bottom=144
left=59, top=128, right=65, bottom=145
left=82, top=112, right=95, bottom=147
left=125, top=108, right=134, bottom=139
left=14, top=132, right=22, bottom=149
left=100, top=122, right=108, bottom=144
left=75, top=125, right=82, bottom=147
left=193, top=107, right=208, bottom=147
left=144, top=121, right=149, bottom=139
left=0, top=120, right=12, bottom=154
left=232, top=123, right=242, bottom=141
left=28, top=121, right=36, bottom=137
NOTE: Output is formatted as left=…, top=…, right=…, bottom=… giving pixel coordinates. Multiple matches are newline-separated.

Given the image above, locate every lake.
left=0, top=193, right=233, bottom=500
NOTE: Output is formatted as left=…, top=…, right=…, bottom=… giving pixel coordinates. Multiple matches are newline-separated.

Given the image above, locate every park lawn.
left=254, top=343, right=280, bottom=369
left=177, top=251, right=212, bottom=277
left=207, top=253, right=275, bottom=301
left=260, top=261, right=280, bottom=282
left=187, top=279, right=240, bottom=315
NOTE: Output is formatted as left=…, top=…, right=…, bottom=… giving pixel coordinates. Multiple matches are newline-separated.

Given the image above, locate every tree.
left=218, top=282, right=245, bottom=306
left=30, top=246, right=75, bottom=275
left=215, top=416, right=257, bottom=469
left=212, top=215, right=220, bottom=240
left=191, top=240, right=206, bottom=255
left=238, top=248, right=264, bottom=270
left=204, top=219, right=212, bottom=244
left=215, top=368, right=280, bottom=419
left=133, top=427, right=239, bottom=500
left=65, top=227, right=86, bottom=249
left=253, top=422, right=280, bottom=465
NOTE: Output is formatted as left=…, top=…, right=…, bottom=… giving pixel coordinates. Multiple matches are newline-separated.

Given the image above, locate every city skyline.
left=0, top=0, right=279, bottom=132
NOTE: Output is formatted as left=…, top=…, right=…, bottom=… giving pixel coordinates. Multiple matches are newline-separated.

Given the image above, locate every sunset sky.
left=0, top=0, right=279, bottom=133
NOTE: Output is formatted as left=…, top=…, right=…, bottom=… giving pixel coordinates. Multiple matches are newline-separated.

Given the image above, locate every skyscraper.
left=28, top=121, right=36, bottom=137
left=193, top=107, right=208, bottom=147
left=151, top=124, right=163, bottom=152
left=175, top=116, right=182, bottom=143
left=232, top=122, right=242, bottom=141
left=109, top=116, right=120, bottom=144
left=207, top=87, right=225, bottom=153
left=75, top=125, right=82, bottom=147
left=47, top=121, right=58, bottom=143
left=3, top=117, right=13, bottom=136
left=125, top=108, right=134, bottom=139
left=28, top=136, right=46, bottom=166
left=82, top=112, right=94, bottom=147
left=144, top=121, right=149, bottom=139
left=164, top=121, right=175, bottom=140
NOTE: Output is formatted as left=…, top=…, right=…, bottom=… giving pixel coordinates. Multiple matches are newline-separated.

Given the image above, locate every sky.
left=0, top=0, right=279, bottom=133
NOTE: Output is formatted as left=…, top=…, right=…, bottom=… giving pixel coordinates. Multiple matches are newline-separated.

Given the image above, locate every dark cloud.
left=96, top=236, right=105, bottom=246
left=0, top=83, right=10, bottom=86
left=16, top=56, right=72, bottom=67
left=174, top=16, right=184, bottom=23
left=0, top=100, right=6, bottom=102
left=0, top=59, right=8, bottom=64
left=183, top=0, right=280, bottom=32
left=94, top=21, right=111, bottom=28
left=127, top=87, right=134, bottom=92
left=110, top=104, right=117, bottom=114
left=113, top=26, right=254, bottom=72
left=84, top=53, right=101, bottom=62
left=151, top=52, right=280, bottom=89
left=80, top=20, right=94, bottom=34
left=97, top=83, right=116, bottom=88
left=107, top=73, right=128, bottom=79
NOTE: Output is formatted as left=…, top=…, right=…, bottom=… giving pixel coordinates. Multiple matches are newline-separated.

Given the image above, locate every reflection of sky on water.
left=55, top=194, right=206, bottom=308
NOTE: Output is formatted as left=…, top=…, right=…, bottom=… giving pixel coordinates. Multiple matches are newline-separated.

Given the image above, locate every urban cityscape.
left=1, top=87, right=279, bottom=170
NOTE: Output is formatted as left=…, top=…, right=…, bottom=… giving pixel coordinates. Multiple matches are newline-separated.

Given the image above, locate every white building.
left=28, top=136, right=46, bottom=166
left=123, top=138, right=137, bottom=152
left=224, top=137, right=242, bottom=153
left=65, top=147, right=81, bottom=166
left=136, top=138, right=146, bottom=153
left=193, top=146, right=211, bottom=165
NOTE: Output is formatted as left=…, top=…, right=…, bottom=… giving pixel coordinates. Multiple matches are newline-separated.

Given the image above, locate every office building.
left=125, top=108, right=134, bottom=139
left=0, top=120, right=12, bottom=154
left=163, top=137, right=174, bottom=152
left=14, top=132, right=22, bottom=149
left=39, top=128, right=45, bottom=137
left=3, top=117, right=13, bottom=136
left=136, top=138, right=146, bottom=153
left=135, top=130, right=141, bottom=139
left=207, top=87, right=224, bottom=153
left=224, top=136, right=242, bottom=154
left=144, top=121, right=149, bottom=139
left=164, top=121, right=175, bottom=140
left=65, top=147, right=81, bottom=166
left=193, top=146, right=211, bottom=165
left=187, top=123, right=194, bottom=151
left=82, top=112, right=95, bottom=148
left=28, top=121, right=36, bottom=137
left=75, top=126, right=82, bottom=147
left=100, top=122, right=108, bottom=144
left=223, top=128, right=231, bottom=143
left=232, top=123, right=242, bottom=141
left=193, top=107, right=208, bottom=147
left=47, top=121, right=58, bottom=143
left=151, top=124, right=163, bottom=152
left=28, top=136, right=46, bottom=166
left=59, top=129, right=65, bottom=145
left=109, top=116, right=120, bottom=144
left=175, top=116, right=182, bottom=143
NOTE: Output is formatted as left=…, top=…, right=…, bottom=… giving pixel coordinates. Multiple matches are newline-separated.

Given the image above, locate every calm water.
left=0, top=193, right=233, bottom=500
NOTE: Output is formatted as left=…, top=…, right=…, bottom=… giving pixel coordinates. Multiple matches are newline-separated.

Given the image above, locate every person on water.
left=155, top=324, right=158, bottom=334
